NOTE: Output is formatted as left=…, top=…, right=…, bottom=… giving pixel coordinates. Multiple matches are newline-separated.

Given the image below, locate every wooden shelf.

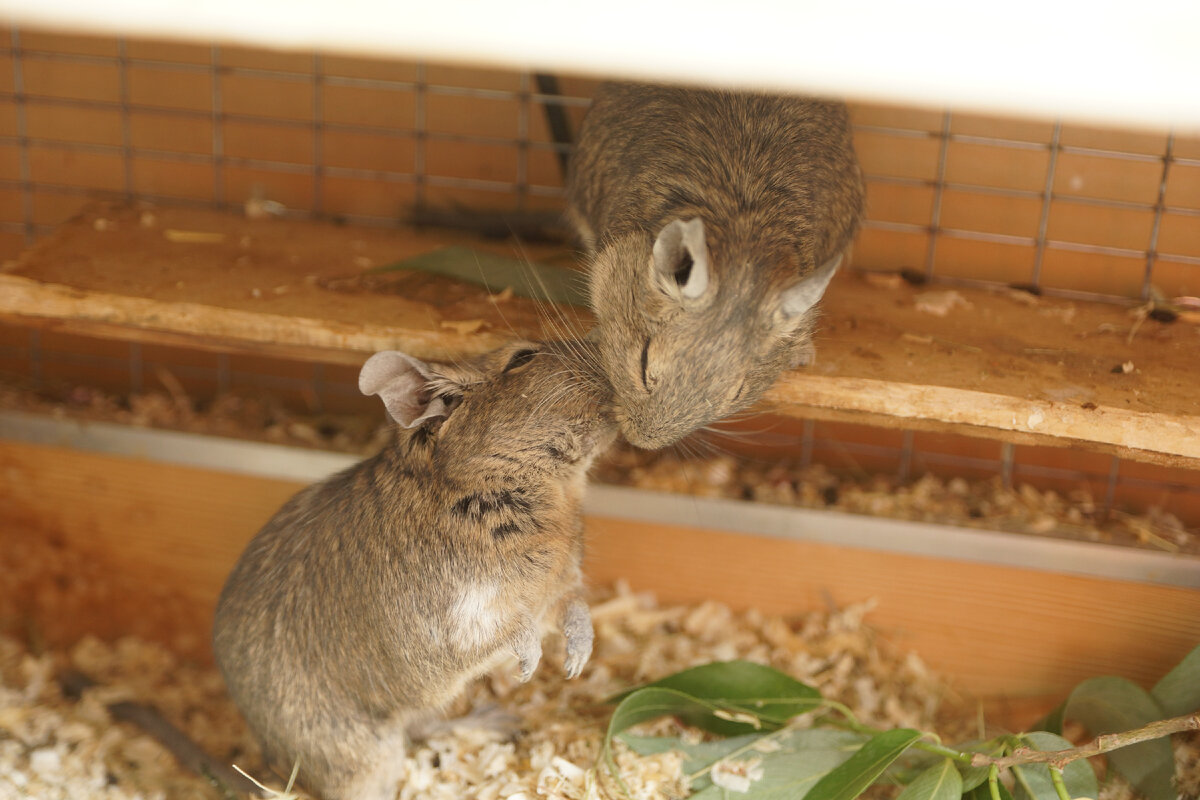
left=2, top=202, right=1199, bottom=468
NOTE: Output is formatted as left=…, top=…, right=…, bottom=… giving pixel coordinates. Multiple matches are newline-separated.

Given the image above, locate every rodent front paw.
left=561, top=599, right=594, bottom=680
left=513, top=628, right=542, bottom=683
left=517, top=651, right=541, bottom=683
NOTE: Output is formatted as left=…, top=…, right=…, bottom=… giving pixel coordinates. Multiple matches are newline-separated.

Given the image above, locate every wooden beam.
left=767, top=375, right=1200, bottom=468
left=0, top=273, right=509, bottom=365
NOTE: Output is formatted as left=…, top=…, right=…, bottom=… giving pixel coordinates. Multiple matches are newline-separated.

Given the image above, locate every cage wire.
left=0, top=28, right=1198, bottom=520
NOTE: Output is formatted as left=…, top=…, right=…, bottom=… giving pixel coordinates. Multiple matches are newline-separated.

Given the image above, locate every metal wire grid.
left=0, top=31, right=588, bottom=243
left=6, top=328, right=349, bottom=405
left=790, top=418, right=1200, bottom=520
left=1, top=31, right=1197, bottom=305
left=0, top=30, right=1198, bottom=522
left=872, top=114, right=1196, bottom=302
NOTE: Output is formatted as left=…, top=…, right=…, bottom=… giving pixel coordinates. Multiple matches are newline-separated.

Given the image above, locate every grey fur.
left=567, top=82, right=865, bottom=448
left=213, top=339, right=615, bottom=800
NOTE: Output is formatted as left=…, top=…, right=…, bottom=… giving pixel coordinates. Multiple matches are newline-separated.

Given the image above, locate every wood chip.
left=914, top=290, right=972, bottom=317
left=163, top=230, right=227, bottom=244
left=862, top=272, right=903, bottom=290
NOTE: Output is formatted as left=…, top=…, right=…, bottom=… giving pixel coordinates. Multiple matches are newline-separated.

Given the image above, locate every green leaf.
left=896, top=759, right=962, bottom=800
left=690, top=729, right=869, bottom=799
left=1152, top=643, right=1200, bottom=716
left=803, top=728, right=923, bottom=800
left=602, top=687, right=718, bottom=795
left=604, top=687, right=735, bottom=742
left=371, top=245, right=590, bottom=306
left=620, top=732, right=764, bottom=780
left=1062, top=676, right=1173, bottom=800
left=622, top=729, right=867, bottom=795
left=1010, top=732, right=1098, bottom=800
left=606, top=660, right=822, bottom=735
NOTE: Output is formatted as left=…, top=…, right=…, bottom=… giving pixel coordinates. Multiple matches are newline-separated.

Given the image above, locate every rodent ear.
left=652, top=218, right=711, bottom=301
left=780, top=253, right=843, bottom=319
left=358, top=351, right=449, bottom=428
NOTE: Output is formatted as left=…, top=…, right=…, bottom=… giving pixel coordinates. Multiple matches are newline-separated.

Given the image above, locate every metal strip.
left=584, top=484, right=1200, bottom=588
left=922, top=111, right=952, bottom=279
left=0, top=410, right=1194, bottom=588
left=1141, top=134, right=1173, bottom=300
left=10, top=29, right=33, bottom=246
left=211, top=44, right=225, bottom=207
left=1031, top=121, right=1062, bottom=288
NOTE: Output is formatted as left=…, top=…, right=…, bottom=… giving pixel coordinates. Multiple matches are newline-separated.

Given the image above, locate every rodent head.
left=359, top=338, right=616, bottom=480
left=589, top=217, right=841, bottom=449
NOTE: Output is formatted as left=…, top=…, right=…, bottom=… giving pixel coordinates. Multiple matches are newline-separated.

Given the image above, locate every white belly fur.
left=450, top=582, right=504, bottom=651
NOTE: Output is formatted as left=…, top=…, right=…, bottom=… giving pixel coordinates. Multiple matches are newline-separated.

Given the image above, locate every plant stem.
left=1049, top=766, right=1072, bottom=800
left=988, top=765, right=1001, bottom=800
left=970, top=711, right=1199, bottom=770
left=821, top=699, right=973, bottom=764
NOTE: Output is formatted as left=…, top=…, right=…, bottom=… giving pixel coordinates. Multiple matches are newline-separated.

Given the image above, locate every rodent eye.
left=503, top=348, right=539, bottom=373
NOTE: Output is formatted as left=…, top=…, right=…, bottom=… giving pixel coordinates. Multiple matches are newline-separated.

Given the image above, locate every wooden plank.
left=0, top=201, right=591, bottom=362
left=0, top=272, right=511, bottom=365
left=585, top=515, right=1200, bottom=703
left=2, top=202, right=1199, bottom=467
left=1, top=438, right=1197, bottom=713
left=766, top=375, right=1200, bottom=467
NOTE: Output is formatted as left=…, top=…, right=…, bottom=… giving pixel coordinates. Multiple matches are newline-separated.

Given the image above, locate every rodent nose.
left=619, top=417, right=680, bottom=450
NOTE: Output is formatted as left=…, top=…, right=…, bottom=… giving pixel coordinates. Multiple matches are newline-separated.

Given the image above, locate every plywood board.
left=1, top=437, right=1197, bottom=723
left=2, top=202, right=1199, bottom=467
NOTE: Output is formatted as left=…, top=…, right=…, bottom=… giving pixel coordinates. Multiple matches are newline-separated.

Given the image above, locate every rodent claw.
left=562, top=639, right=592, bottom=679
left=561, top=600, right=594, bottom=680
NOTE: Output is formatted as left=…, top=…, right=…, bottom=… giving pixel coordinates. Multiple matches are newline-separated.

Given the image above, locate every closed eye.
left=640, top=338, right=651, bottom=393
left=732, top=379, right=747, bottom=402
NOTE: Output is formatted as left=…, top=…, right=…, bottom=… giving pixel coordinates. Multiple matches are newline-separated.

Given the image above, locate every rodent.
left=567, top=81, right=865, bottom=449
left=212, top=338, right=615, bottom=800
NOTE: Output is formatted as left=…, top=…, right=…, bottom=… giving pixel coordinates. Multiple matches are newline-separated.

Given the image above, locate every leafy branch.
left=971, top=711, right=1200, bottom=770
left=599, top=642, right=1200, bottom=800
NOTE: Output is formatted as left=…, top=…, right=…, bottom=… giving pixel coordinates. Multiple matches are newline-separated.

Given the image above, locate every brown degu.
left=567, top=82, right=865, bottom=449
left=212, top=339, right=615, bottom=800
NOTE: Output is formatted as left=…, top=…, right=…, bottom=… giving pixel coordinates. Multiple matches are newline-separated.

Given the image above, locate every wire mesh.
left=0, top=39, right=1195, bottom=291
left=0, top=29, right=1197, bottom=526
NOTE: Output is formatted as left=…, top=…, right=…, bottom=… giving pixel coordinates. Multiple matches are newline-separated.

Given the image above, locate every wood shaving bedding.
left=0, top=581, right=959, bottom=800
left=0, top=523, right=1195, bottom=799
left=594, top=450, right=1198, bottom=555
